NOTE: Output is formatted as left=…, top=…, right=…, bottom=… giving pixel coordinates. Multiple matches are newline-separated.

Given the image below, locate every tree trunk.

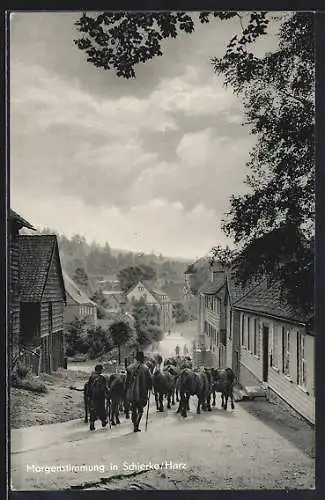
left=118, top=345, right=121, bottom=365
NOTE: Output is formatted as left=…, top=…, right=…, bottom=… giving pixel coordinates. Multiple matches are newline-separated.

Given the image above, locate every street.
left=11, top=323, right=315, bottom=490
left=67, top=323, right=197, bottom=373
left=11, top=391, right=314, bottom=490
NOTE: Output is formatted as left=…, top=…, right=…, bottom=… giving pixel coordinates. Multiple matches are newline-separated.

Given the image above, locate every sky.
left=10, top=12, right=281, bottom=260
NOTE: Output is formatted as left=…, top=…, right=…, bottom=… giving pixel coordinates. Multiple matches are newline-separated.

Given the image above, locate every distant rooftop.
left=63, top=270, right=96, bottom=306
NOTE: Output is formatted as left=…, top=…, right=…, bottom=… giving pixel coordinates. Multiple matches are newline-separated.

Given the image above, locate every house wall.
left=127, top=283, right=173, bottom=331
left=235, top=310, right=315, bottom=424
left=160, top=301, right=173, bottom=331
left=198, top=295, right=204, bottom=334
left=198, top=289, right=228, bottom=368
left=231, top=309, right=241, bottom=383
left=64, top=300, right=97, bottom=328
left=38, top=250, right=66, bottom=373
left=9, top=223, right=20, bottom=365
left=226, top=298, right=233, bottom=368
left=40, top=301, right=64, bottom=336
left=43, top=252, right=65, bottom=302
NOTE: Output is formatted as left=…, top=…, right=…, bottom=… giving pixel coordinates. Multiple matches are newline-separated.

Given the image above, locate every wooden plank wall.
left=9, top=226, right=20, bottom=365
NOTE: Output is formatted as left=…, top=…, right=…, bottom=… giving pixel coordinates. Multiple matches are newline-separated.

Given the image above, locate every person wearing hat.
left=125, top=351, right=152, bottom=432
left=87, top=364, right=109, bottom=431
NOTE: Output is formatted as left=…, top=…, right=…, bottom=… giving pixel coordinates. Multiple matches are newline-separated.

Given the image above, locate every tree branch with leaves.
left=75, top=11, right=315, bottom=315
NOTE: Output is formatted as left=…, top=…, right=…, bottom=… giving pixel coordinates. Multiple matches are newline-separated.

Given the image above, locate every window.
left=241, top=314, right=245, bottom=346
left=253, top=319, right=258, bottom=356
left=282, top=328, right=290, bottom=375
left=138, top=286, right=144, bottom=291
left=271, top=325, right=279, bottom=369
left=247, top=317, right=251, bottom=351
left=297, top=332, right=307, bottom=388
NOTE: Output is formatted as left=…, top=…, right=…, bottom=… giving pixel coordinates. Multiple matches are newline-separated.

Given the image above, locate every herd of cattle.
left=71, top=354, right=235, bottom=426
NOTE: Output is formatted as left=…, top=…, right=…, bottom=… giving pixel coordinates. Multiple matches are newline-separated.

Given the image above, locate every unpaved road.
left=11, top=393, right=314, bottom=491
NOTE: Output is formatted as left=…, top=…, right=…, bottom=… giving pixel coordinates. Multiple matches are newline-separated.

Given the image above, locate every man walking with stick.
left=125, top=351, right=152, bottom=432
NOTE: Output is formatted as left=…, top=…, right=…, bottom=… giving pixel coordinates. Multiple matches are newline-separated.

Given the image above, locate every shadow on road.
left=238, top=400, right=315, bottom=459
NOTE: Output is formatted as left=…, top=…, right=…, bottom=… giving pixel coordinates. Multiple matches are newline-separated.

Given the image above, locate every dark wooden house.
left=18, top=235, right=67, bottom=374
left=9, top=210, right=36, bottom=369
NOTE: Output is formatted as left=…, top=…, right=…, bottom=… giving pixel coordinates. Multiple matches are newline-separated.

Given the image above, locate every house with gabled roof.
left=232, top=279, right=314, bottom=424
left=196, top=260, right=315, bottom=424
left=63, top=270, right=97, bottom=328
left=18, top=234, right=67, bottom=374
left=126, top=280, right=173, bottom=331
left=102, top=290, right=126, bottom=313
left=9, top=210, right=36, bottom=369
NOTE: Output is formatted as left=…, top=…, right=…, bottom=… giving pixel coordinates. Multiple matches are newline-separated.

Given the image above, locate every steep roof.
left=126, top=280, right=171, bottom=304
left=161, top=282, right=185, bottom=301
left=233, top=279, right=308, bottom=325
left=10, top=209, right=35, bottom=230
left=63, top=271, right=96, bottom=306
left=19, top=235, right=66, bottom=302
left=150, top=288, right=171, bottom=303
left=199, top=274, right=225, bottom=295
left=225, top=269, right=260, bottom=304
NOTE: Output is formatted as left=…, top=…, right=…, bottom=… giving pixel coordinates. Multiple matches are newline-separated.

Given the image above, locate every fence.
left=13, top=346, right=41, bottom=376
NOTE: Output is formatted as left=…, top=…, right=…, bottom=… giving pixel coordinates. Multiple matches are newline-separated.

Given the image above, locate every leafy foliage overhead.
left=74, top=11, right=268, bottom=80
left=75, top=11, right=315, bottom=315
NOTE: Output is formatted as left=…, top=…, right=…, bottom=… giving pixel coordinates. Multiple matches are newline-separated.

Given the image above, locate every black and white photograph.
left=9, top=10, right=315, bottom=491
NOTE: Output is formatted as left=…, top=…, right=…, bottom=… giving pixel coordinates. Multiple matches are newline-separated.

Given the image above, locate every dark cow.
left=152, top=365, right=177, bottom=411
left=164, top=362, right=180, bottom=403
left=209, top=367, right=235, bottom=410
left=145, top=353, right=163, bottom=374
left=176, top=367, right=211, bottom=417
left=70, top=371, right=130, bottom=425
left=165, top=356, right=192, bottom=403
left=107, top=372, right=130, bottom=425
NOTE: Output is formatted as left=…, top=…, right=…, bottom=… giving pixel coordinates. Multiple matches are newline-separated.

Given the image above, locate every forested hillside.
left=39, top=228, right=193, bottom=292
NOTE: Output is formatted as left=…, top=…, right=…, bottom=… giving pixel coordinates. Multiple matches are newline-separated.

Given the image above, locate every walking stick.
left=145, top=390, right=150, bottom=431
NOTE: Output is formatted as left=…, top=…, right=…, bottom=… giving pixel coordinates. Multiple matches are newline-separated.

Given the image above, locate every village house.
left=63, top=270, right=97, bottom=329
left=9, top=210, right=36, bottom=369
left=195, top=262, right=228, bottom=368
left=126, top=280, right=173, bottom=332
left=194, top=263, right=315, bottom=424
left=15, top=232, right=67, bottom=374
left=102, top=290, right=126, bottom=314
left=231, top=279, right=315, bottom=424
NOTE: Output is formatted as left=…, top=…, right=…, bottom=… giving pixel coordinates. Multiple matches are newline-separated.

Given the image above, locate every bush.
left=65, top=317, right=88, bottom=357
left=16, top=363, right=29, bottom=379
left=87, top=326, right=112, bottom=359
left=11, top=375, right=48, bottom=394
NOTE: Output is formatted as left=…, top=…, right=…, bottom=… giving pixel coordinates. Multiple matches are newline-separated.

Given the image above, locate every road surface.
left=12, top=323, right=314, bottom=490
left=68, top=326, right=196, bottom=373
left=11, top=392, right=314, bottom=490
